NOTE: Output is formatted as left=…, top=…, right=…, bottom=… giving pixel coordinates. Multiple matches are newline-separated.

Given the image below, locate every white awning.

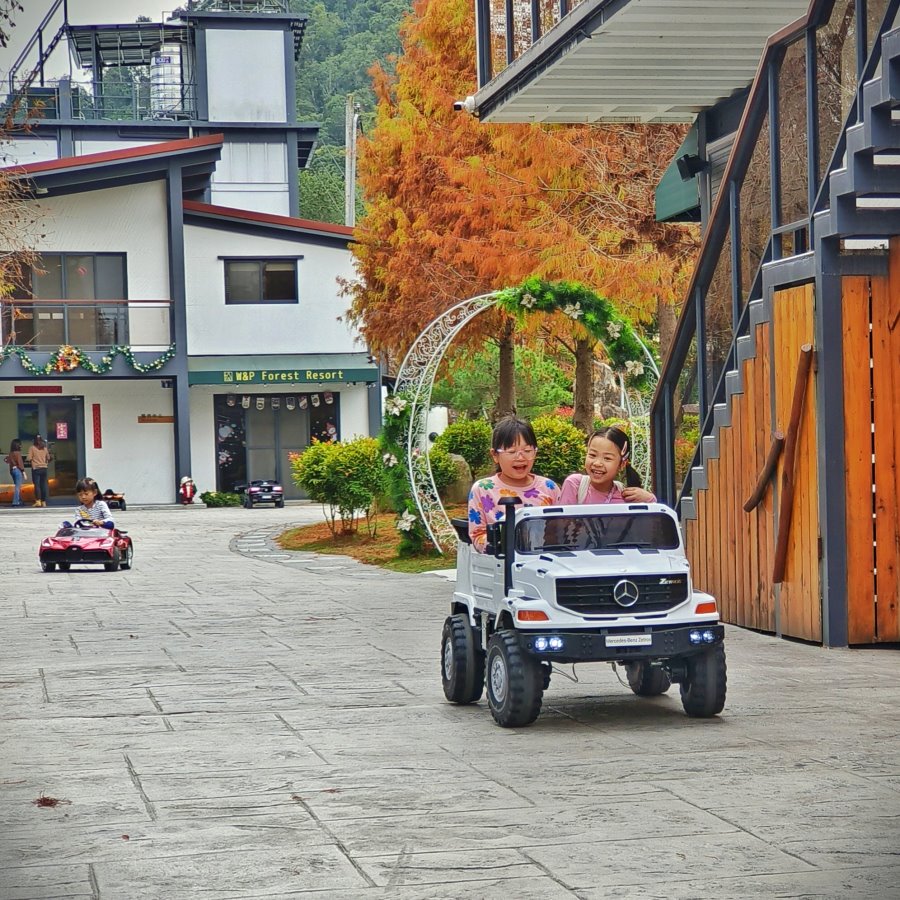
left=472, top=0, right=811, bottom=124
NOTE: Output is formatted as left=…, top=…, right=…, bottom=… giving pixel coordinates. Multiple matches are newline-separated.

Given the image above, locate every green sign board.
left=188, top=367, right=377, bottom=386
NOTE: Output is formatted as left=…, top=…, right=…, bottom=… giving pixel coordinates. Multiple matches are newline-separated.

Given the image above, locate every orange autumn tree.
left=348, top=0, right=697, bottom=424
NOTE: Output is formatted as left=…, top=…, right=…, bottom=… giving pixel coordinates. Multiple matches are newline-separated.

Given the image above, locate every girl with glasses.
left=467, top=416, right=559, bottom=552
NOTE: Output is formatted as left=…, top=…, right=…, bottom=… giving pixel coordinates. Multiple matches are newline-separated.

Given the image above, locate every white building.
left=0, top=2, right=378, bottom=505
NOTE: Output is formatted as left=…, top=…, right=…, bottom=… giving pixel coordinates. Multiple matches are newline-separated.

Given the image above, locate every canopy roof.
left=472, top=0, right=811, bottom=124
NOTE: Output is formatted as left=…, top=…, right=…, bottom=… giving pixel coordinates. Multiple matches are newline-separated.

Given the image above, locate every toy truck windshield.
left=515, top=512, right=680, bottom=554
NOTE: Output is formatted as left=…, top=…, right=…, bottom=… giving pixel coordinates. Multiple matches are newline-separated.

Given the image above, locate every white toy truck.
left=443, top=498, right=726, bottom=727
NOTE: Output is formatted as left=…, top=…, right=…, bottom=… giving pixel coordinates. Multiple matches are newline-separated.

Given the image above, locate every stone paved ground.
left=1, top=504, right=899, bottom=899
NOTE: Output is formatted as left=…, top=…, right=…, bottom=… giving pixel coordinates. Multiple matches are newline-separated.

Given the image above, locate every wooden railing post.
left=772, top=344, right=815, bottom=584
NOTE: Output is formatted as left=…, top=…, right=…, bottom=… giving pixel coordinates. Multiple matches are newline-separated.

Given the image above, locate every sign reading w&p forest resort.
left=188, top=367, right=377, bottom=386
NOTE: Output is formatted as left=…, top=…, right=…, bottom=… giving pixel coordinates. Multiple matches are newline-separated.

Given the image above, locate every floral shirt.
left=468, top=474, right=560, bottom=552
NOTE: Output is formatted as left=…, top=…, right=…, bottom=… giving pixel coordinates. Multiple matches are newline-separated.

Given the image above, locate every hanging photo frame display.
left=298, top=394, right=308, bottom=409
left=241, top=395, right=251, bottom=409
left=271, top=397, right=281, bottom=410
left=285, top=395, right=296, bottom=411
left=311, top=393, right=321, bottom=408
left=324, top=391, right=334, bottom=405
left=256, top=396, right=265, bottom=411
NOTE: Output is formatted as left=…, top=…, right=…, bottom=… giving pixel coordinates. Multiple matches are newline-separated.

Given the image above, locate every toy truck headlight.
left=533, top=636, right=564, bottom=652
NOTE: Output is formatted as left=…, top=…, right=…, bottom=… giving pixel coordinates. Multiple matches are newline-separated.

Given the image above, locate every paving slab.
left=2, top=503, right=900, bottom=899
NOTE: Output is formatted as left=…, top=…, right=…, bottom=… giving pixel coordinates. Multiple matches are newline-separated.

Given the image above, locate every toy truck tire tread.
left=486, top=630, right=543, bottom=728
left=679, top=643, right=727, bottom=717
left=441, top=615, right=485, bottom=704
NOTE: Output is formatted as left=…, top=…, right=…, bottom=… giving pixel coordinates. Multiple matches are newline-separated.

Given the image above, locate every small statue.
left=179, top=476, right=197, bottom=505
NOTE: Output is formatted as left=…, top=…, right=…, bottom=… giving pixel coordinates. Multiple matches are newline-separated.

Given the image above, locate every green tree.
left=432, top=343, right=571, bottom=422
left=299, top=145, right=353, bottom=223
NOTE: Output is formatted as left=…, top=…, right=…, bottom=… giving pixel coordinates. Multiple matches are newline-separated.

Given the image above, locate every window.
left=516, top=513, right=680, bottom=554
left=224, top=259, right=299, bottom=304
left=4, top=253, right=127, bottom=349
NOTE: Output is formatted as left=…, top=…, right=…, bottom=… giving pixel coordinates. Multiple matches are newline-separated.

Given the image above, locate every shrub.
left=531, top=415, right=587, bottom=486
left=331, top=436, right=385, bottom=534
left=291, top=437, right=385, bottom=536
left=593, top=415, right=630, bottom=433
left=674, top=413, right=701, bottom=486
left=433, top=418, right=492, bottom=472
left=416, top=443, right=458, bottom=495
left=200, top=491, right=241, bottom=507
left=291, top=440, right=339, bottom=506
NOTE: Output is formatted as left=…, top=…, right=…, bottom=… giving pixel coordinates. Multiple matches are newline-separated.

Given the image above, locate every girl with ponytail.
left=558, top=426, right=656, bottom=505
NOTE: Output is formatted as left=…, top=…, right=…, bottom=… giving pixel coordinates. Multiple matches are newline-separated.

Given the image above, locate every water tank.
left=150, top=43, right=187, bottom=119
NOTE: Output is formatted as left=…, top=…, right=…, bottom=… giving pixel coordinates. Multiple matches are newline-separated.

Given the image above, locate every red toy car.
left=39, top=521, right=134, bottom=572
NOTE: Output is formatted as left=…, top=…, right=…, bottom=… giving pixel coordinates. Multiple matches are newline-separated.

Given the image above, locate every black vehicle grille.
left=555, top=574, right=688, bottom=615
left=42, top=549, right=110, bottom=564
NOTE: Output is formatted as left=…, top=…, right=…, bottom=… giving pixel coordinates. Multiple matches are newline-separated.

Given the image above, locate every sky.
left=2, top=1, right=167, bottom=81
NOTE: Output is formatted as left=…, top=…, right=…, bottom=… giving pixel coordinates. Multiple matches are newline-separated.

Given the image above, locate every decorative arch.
left=393, top=279, right=658, bottom=553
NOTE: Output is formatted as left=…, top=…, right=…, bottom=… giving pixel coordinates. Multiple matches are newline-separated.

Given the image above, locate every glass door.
left=10, top=398, right=84, bottom=504
left=45, top=399, right=82, bottom=500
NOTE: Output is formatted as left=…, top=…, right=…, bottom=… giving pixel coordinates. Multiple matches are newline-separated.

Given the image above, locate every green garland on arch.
left=494, top=277, right=656, bottom=391
left=0, top=343, right=177, bottom=375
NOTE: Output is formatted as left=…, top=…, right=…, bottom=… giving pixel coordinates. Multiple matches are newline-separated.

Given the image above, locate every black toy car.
left=238, top=479, right=285, bottom=508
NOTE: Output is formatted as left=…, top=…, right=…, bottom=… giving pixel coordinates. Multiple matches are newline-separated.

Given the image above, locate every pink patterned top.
left=558, top=474, right=656, bottom=505
left=468, top=474, right=560, bottom=552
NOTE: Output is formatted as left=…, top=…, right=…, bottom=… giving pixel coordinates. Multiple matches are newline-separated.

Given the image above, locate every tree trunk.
left=494, top=319, right=517, bottom=421
left=573, top=337, right=594, bottom=432
left=657, top=295, right=677, bottom=367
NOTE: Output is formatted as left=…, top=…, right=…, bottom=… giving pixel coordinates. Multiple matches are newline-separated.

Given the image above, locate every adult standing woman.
left=27, top=434, right=51, bottom=507
left=7, top=439, right=26, bottom=507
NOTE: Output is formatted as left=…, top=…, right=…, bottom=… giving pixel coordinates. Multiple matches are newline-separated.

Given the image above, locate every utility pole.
left=344, top=93, right=361, bottom=227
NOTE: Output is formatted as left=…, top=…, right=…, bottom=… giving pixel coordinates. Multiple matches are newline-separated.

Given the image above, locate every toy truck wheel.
left=40, top=560, right=56, bottom=572
left=485, top=631, right=543, bottom=728
left=625, top=661, right=671, bottom=696
left=541, top=662, right=552, bottom=691
left=679, top=644, right=727, bottom=717
left=441, top=614, right=485, bottom=704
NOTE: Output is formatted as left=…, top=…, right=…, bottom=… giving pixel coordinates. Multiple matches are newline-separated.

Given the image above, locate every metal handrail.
left=652, top=0, right=900, bottom=506
left=6, top=0, right=67, bottom=94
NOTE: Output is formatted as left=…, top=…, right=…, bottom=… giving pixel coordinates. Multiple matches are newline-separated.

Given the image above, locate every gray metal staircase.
left=681, top=23, right=900, bottom=521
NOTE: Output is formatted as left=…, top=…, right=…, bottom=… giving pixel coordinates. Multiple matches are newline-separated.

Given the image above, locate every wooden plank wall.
left=842, top=241, right=900, bottom=643
left=772, top=284, right=820, bottom=642
left=686, top=284, right=819, bottom=640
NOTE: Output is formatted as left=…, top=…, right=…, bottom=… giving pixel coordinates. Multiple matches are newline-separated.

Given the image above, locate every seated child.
left=468, top=417, right=560, bottom=552
left=62, top=477, right=115, bottom=529
left=559, top=426, right=656, bottom=505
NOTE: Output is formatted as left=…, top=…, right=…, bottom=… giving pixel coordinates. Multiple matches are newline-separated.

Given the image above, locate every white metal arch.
left=395, top=292, right=500, bottom=551
left=394, top=294, right=658, bottom=554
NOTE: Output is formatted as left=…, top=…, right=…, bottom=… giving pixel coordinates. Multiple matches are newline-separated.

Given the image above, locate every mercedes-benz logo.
left=612, top=579, right=640, bottom=607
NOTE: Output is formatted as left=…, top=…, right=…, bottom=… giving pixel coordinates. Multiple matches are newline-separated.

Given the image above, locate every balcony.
left=71, top=79, right=197, bottom=122
left=1, top=299, right=172, bottom=352
left=475, top=0, right=590, bottom=85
